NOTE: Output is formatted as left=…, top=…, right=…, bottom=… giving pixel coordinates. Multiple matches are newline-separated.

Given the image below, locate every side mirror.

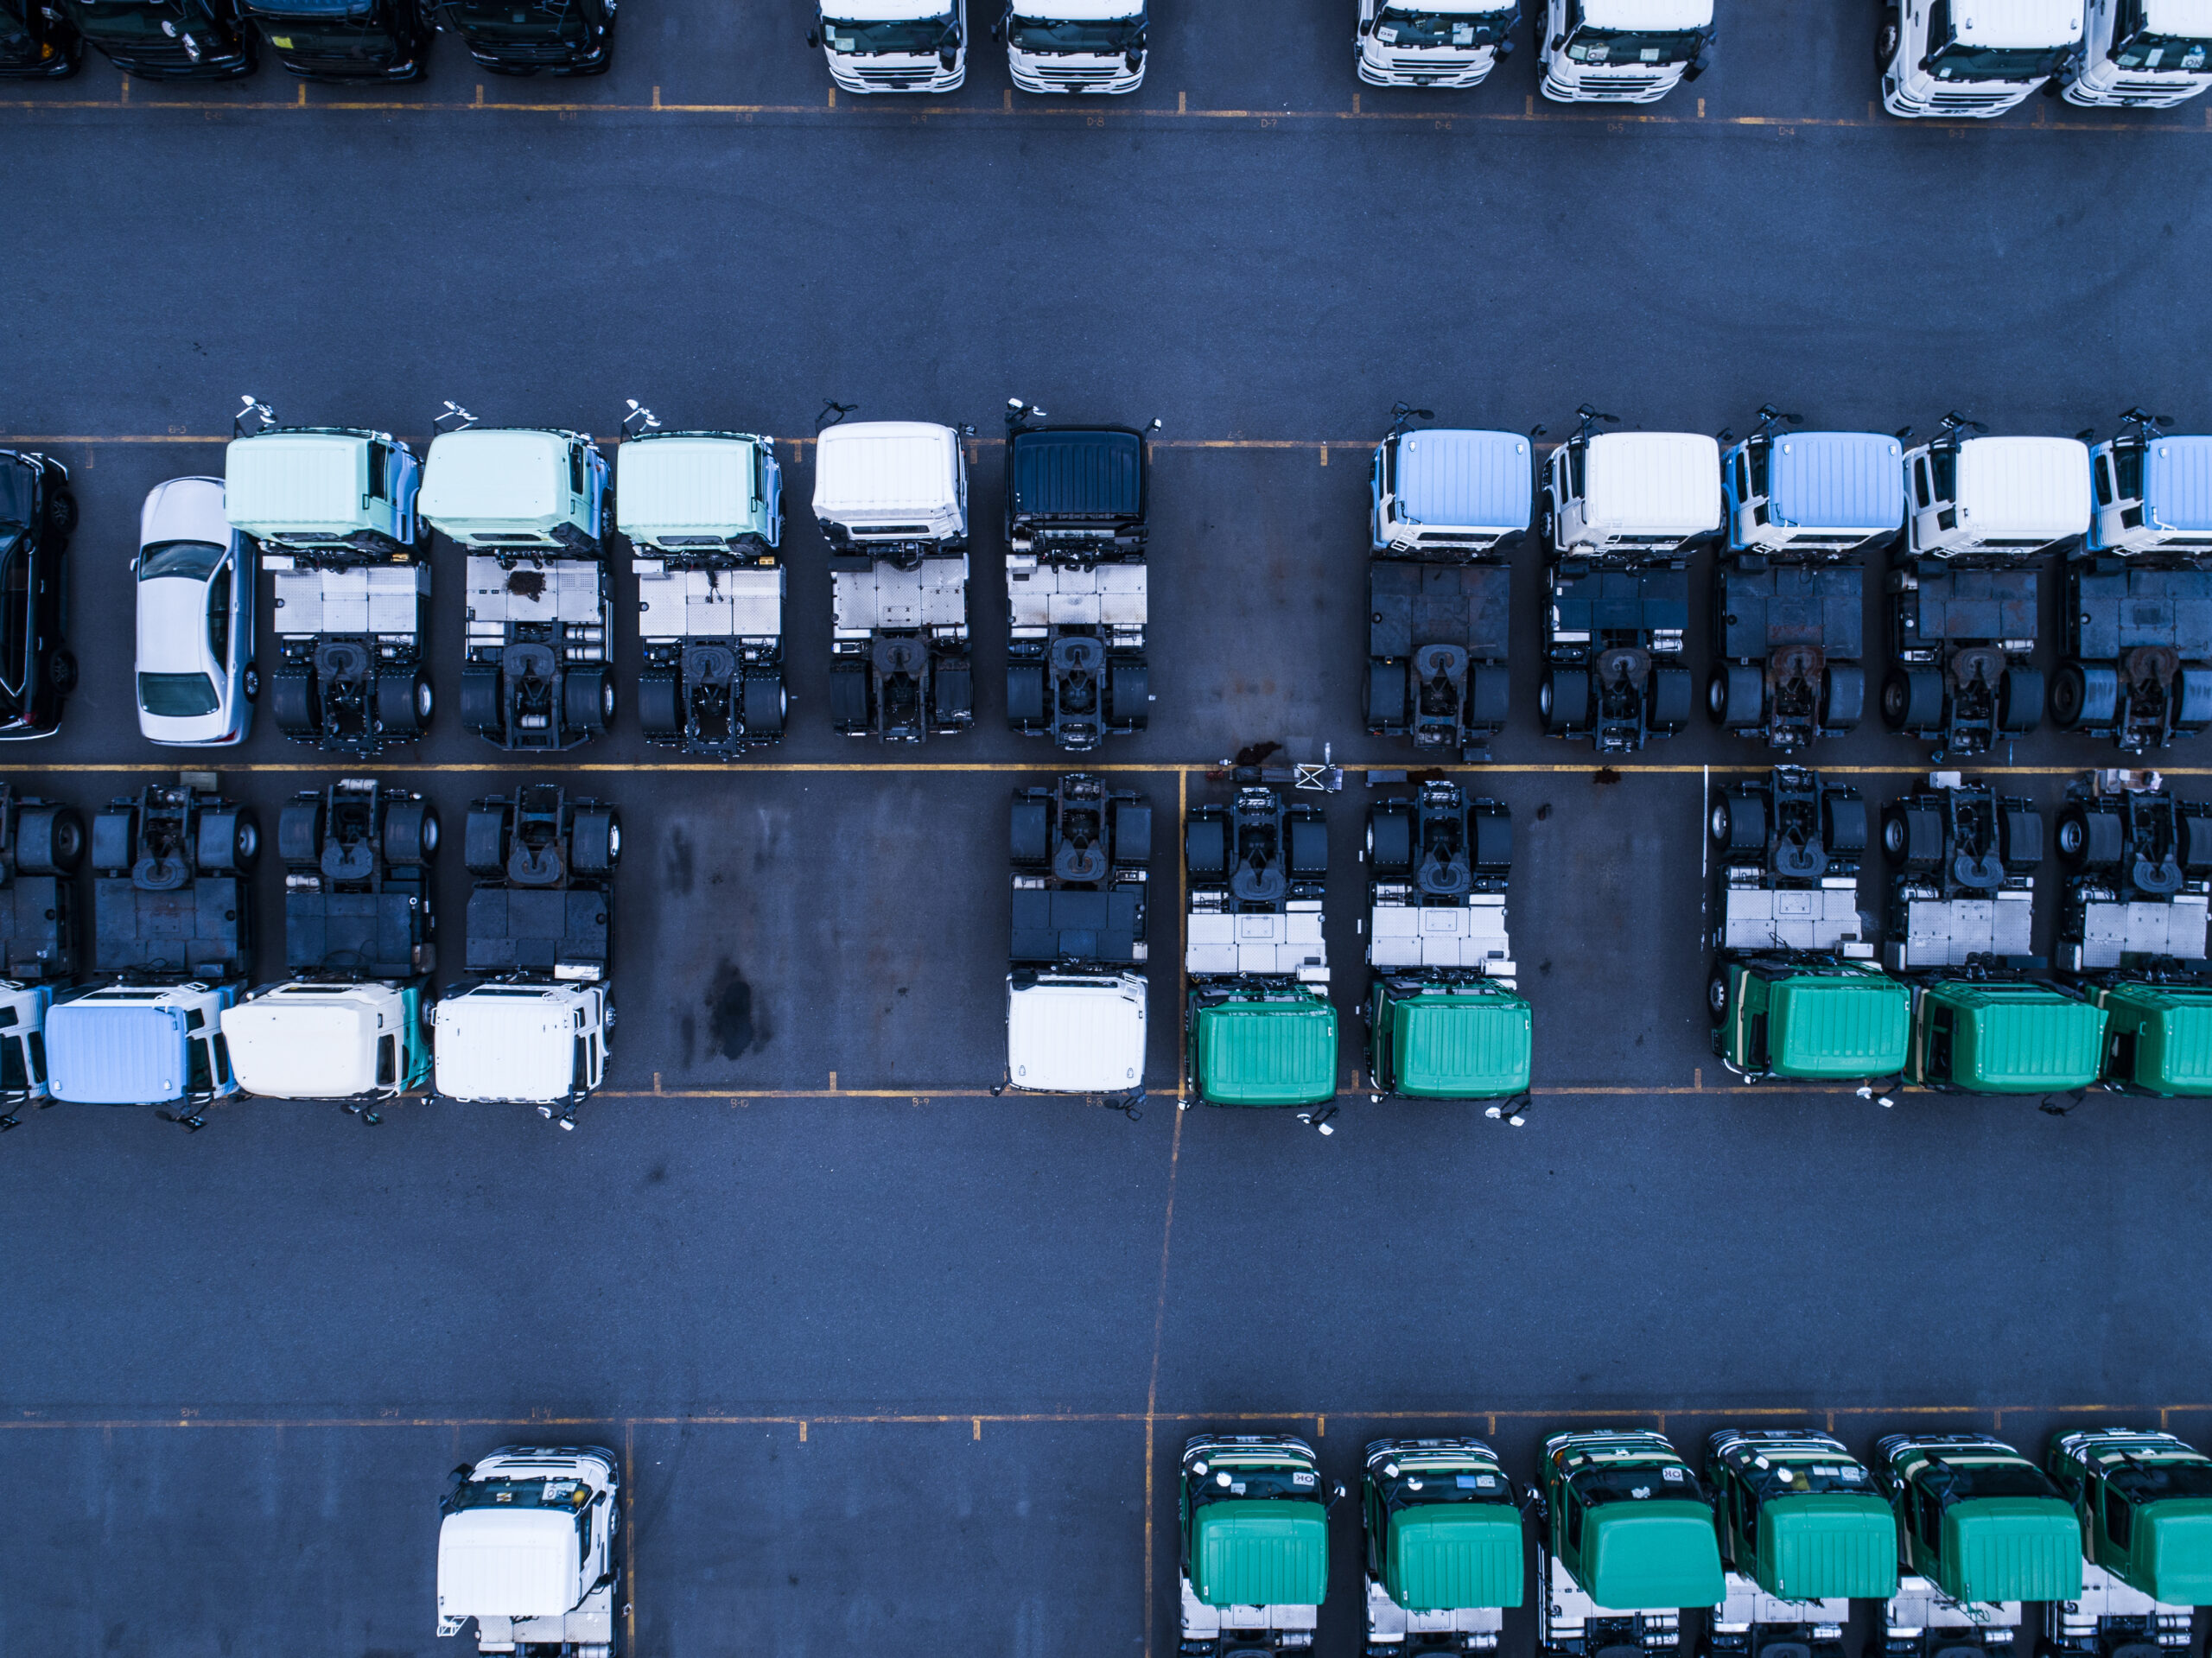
left=593, top=1490, right=608, bottom=1506
left=805, top=29, right=818, bottom=46
left=1550, top=34, right=1564, bottom=49
left=1683, top=49, right=1709, bottom=79
left=1496, top=34, right=1514, bottom=54
left=1326, top=1481, right=1348, bottom=1510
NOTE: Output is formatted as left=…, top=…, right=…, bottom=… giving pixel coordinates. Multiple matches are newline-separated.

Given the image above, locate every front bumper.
left=1008, top=53, right=1143, bottom=92
left=826, top=49, right=965, bottom=92
left=1357, top=42, right=1496, bottom=86
left=1541, top=62, right=1684, bottom=101
left=1881, top=72, right=2039, bottom=116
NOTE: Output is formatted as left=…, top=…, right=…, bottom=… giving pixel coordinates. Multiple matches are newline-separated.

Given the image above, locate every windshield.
left=2107, top=1461, right=2212, bottom=1502
left=1567, top=24, right=1700, bottom=63
left=59, top=0, right=213, bottom=40
left=1380, top=1464, right=1514, bottom=1513
left=1922, top=1458, right=2062, bottom=1506
left=443, top=0, right=585, bottom=39
left=1189, top=1459, right=1321, bottom=1508
left=1007, top=12, right=1141, bottom=51
left=1738, top=1458, right=1873, bottom=1499
left=138, top=540, right=222, bottom=581
left=2117, top=29, right=2210, bottom=67
left=821, top=10, right=955, bottom=51
left=1373, top=5, right=1510, bottom=47
left=0, top=461, right=33, bottom=530
left=246, top=0, right=372, bottom=13
left=138, top=672, right=219, bottom=717
left=1570, top=1463, right=1708, bottom=1506
left=450, top=1476, right=593, bottom=1511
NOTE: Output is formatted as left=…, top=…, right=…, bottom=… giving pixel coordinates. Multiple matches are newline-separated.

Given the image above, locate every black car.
left=245, top=0, right=425, bottom=77
left=51, top=0, right=254, bottom=75
left=0, top=0, right=83, bottom=74
left=433, top=0, right=609, bottom=73
left=0, top=452, right=77, bottom=741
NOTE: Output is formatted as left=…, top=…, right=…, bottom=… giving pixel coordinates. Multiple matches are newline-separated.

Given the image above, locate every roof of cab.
left=1006, top=975, right=1146, bottom=1093
left=616, top=434, right=764, bottom=539
left=1941, top=1499, right=2083, bottom=1603
left=1190, top=1500, right=1329, bottom=1608
left=1391, top=429, right=1533, bottom=534
left=1755, top=1494, right=1899, bottom=1600
left=1926, top=981, right=2106, bottom=1092
left=224, top=431, right=372, bottom=537
left=811, top=421, right=960, bottom=517
left=2098, top=981, right=2212, bottom=1096
left=1579, top=1502, right=1726, bottom=1610
left=1387, top=987, right=1532, bottom=1098
left=1583, top=432, right=1722, bottom=537
left=1582, top=0, right=1714, bottom=27
left=436, top=1509, right=579, bottom=1620
left=2145, top=0, right=2212, bottom=33
left=1764, top=432, right=1906, bottom=534
left=421, top=429, right=570, bottom=525
left=432, top=988, right=582, bottom=1102
left=1008, top=429, right=1144, bottom=522
left=1954, top=0, right=2083, bottom=47
left=1193, top=995, right=1338, bottom=1107
left=2134, top=1502, right=2212, bottom=1604
left=1385, top=1504, right=1525, bottom=1611
left=1953, top=436, right=2092, bottom=541
left=1768, top=975, right=1910, bottom=1078
left=2145, top=436, right=2212, bottom=535
left=47, top=1001, right=182, bottom=1102
left=223, top=994, right=380, bottom=1098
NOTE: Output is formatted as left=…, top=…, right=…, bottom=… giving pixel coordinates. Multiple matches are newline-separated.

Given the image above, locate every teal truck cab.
left=2045, top=1428, right=2212, bottom=1658
left=1703, top=1430, right=1898, bottom=1658
left=1363, top=1437, right=1524, bottom=1653
left=1179, top=1433, right=1340, bottom=1655
left=1535, top=1430, right=1725, bottom=1658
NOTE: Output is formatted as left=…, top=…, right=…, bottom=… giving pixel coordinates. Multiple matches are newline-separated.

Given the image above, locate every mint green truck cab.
left=2089, top=982, right=2212, bottom=1095
left=1872, top=1434, right=2082, bottom=1658
left=1904, top=978, right=2107, bottom=1094
left=1713, top=958, right=1909, bottom=1086
left=1702, top=1430, right=1897, bottom=1658
left=2044, top=1429, right=2212, bottom=1658
left=1362, top=1437, right=1523, bottom=1652
left=1368, top=976, right=1530, bottom=1100
left=1179, top=1434, right=1341, bottom=1655
left=1535, top=1430, right=1725, bottom=1658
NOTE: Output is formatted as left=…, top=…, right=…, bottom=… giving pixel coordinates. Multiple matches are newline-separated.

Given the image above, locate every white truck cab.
left=1005, top=970, right=1146, bottom=1094
left=2063, top=0, right=2212, bottom=104
left=1357, top=0, right=1519, bottom=87
left=1540, top=0, right=1712, bottom=101
left=431, top=982, right=609, bottom=1115
left=812, top=421, right=968, bottom=546
left=437, top=1445, right=620, bottom=1657
left=421, top=427, right=608, bottom=553
left=0, top=981, right=54, bottom=1128
left=1881, top=0, right=2082, bottom=117
left=1000, top=0, right=1146, bottom=92
left=1545, top=429, right=1722, bottom=558
left=1902, top=432, right=2092, bottom=558
left=811, top=0, right=966, bottom=92
left=223, top=981, right=429, bottom=1111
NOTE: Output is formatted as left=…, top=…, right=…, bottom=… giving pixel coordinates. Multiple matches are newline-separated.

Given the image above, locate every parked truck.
left=46, top=781, right=257, bottom=1128
left=1881, top=416, right=2091, bottom=758
left=810, top=0, right=966, bottom=92
left=1872, top=1434, right=2082, bottom=1658
left=1003, top=399, right=1154, bottom=751
left=2060, top=1, right=2212, bottom=107
left=2049, top=412, right=2212, bottom=752
left=219, top=780, right=435, bottom=1121
left=1881, top=0, right=2082, bottom=115
left=1702, top=1429, right=1898, bottom=1658
left=1367, top=410, right=1525, bottom=759
left=1537, top=0, right=1713, bottom=102
left=618, top=403, right=787, bottom=759
left=1184, top=783, right=1335, bottom=1109
left=226, top=397, right=432, bottom=754
left=1363, top=779, right=1530, bottom=1104
left=1707, top=767, right=1910, bottom=1090
left=999, top=0, right=1147, bottom=92
left=1005, top=772, right=1149, bottom=1102
left=1179, top=1433, right=1340, bottom=1656
left=2044, top=1428, right=2212, bottom=1658
left=1710, top=412, right=1904, bottom=751
left=437, top=1445, right=621, bottom=1656
left=1534, top=1429, right=1725, bottom=1658
left=432, top=785, right=617, bottom=1127
left=0, top=784, right=82, bottom=1130
left=1357, top=0, right=1519, bottom=87
left=812, top=415, right=973, bottom=742
left=1537, top=407, right=1719, bottom=753
left=1362, top=1436, right=1525, bottom=1652
left=420, top=409, right=615, bottom=752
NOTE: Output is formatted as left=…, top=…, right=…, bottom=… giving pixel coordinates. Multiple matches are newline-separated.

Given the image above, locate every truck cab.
left=1368, top=416, right=1525, bottom=759
left=1885, top=422, right=2090, bottom=758
left=619, top=413, right=787, bottom=759
left=2052, top=416, right=2212, bottom=751
left=227, top=406, right=433, bottom=754
left=1711, top=417, right=1903, bottom=751
left=1538, top=411, right=1719, bottom=753
left=1538, top=0, right=1712, bottom=101
left=1703, top=1430, right=1897, bottom=1658
left=241, top=0, right=427, bottom=78
left=812, top=417, right=973, bottom=743
left=1000, top=0, right=1145, bottom=92
left=1882, top=0, right=2083, bottom=115
left=226, top=982, right=428, bottom=1110
left=430, top=0, right=612, bottom=74
left=1873, top=1434, right=2082, bottom=1658
left=1006, top=773, right=1148, bottom=1101
left=1535, top=1429, right=1725, bottom=1658
left=1362, top=1436, right=1524, bottom=1651
left=1364, top=781, right=1530, bottom=1103
left=1357, top=0, right=1518, bottom=86
left=437, top=1445, right=621, bottom=1656
left=1708, top=768, right=1910, bottom=1089
left=50, top=0, right=253, bottom=74
left=1179, top=1434, right=1338, bottom=1656
left=2044, top=1428, right=2212, bottom=1658
left=1185, top=784, right=1336, bottom=1109
left=421, top=416, right=614, bottom=752
left=811, top=0, right=964, bottom=91
left=2063, top=0, right=2212, bottom=105
left=48, top=981, right=240, bottom=1123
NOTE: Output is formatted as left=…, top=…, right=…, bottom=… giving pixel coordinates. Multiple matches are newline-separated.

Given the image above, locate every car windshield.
left=450, top=1476, right=593, bottom=1511
left=821, top=10, right=955, bottom=51
left=1567, top=25, right=1700, bottom=62
left=0, top=461, right=33, bottom=530
left=2107, top=1460, right=2212, bottom=1502
left=2116, top=29, right=2210, bottom=68
left=1007, top=12, right=1141, bottom=51
left=1570, top=1463, right=1708, bottom=1506
left=1930, top=37, right=2069, bottom=79
left=1922, top=1458, right=2061, bottom=1506
left=139, top=540, right=222, bottom=581
left=1190, top=1459, right=1320, bottom=1506
left=137, top=671, right=219, bottom=717
left=1372, top=5, right=1510, bottom=47
left=1380, top=1464, right=1514, bottom=1513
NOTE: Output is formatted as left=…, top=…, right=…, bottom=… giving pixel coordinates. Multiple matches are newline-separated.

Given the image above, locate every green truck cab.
left=1713, top=957, right=1909, bottom=1085
left=2089, top=982, right=2212, bottom=1096
left=1903, top=977, right=2107, bottom=1095
left=2044, top=1429, right=2212, bottom=1658
left=1873, top=1434, right=2082, bottom=1658
left=1703, top=1430, right=1897, bottom=1658
left=1179, top=1434, right=1341, bottom=1655
left=1362, top=1437, right=1524, bottom=1651
left=1368, top=976, right=1530, bottom=1100
left=1535, top=1430, right=1725, bottom=1658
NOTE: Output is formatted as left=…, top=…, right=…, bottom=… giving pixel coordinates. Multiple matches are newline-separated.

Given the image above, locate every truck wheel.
left=1998, top=804, right=2044, bottom=871
left=2181, top=810, right=2212, bottom=876
left=741, top=672, right=786, bottom=737
left=1821, top=663, right=1865, bottom=730
left=1366, top=807, right=1413, bottom=876
left=1710, top=793, right=1764, bottom=853
left=1998, top=667, right=2044, bottom=734
left=1881, top=669, right=1942, bottom=731
left=1707, top=970, right=1730, bottom=1024
left=638, top=670, right=682, bottom=736
left=197, top=809, right=258, bottom=873
left=1007, top=663, right=1046, bottom=725
left=459, top=667, right=503, bottom=737
left=1882, top=803, right=1942, bottom=870
left=564, top=669, right=611, bottom=734
left=384, top=800, right=440, bottom=867
left=1823, top=792, right=1869, bottom=856
left=1649, top=666, right=1693, bottom=732
left=1010, top=797, right=1051, bottom=866
left=44, top=490, right=77, bottom=537
left=1709, top=664, right=1763, bottom=727
left=1287, top=814, right=1328, bottom=880
left=270, top=668, right=317, bottom=736
left=572, top=808, right=620, bottom=874
left=1108, top=657, right=1148, bottom=729
left=2056, top=804, right=2122, bottom=872
left=276, top=799, right=324, bottom=866
left=46, top=650, right=77, bottom=695
left=16, top=805, right=83, bottom=875
left=375, top=672, right=431, bottom=736
left=1466, top=664, right=1509, bottom=727
left=1540, top=668, right=1587, bottom=734
left=2177, top=667, right=2212, bottom=729
left=90, top=808, right=136, bottom=874
left=463, top=804, right=510, bottom=876
left=1185, top=813, right=1229, bottom=880
left=2050, top=660, right=2117, bottom=729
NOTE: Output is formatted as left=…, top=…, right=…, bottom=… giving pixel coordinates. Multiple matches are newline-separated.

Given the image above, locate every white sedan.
left=136, top=477, right=257, bottom=746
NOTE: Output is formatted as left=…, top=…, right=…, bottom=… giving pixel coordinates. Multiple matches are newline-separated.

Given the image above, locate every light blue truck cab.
left=2055, top=416, right=2212, bottom=752
left=1710, top=420, right=1904, bottom=750
left=1371, top=424, right=1533, bottom=554
left=48, top=981, right=241, bottom=1124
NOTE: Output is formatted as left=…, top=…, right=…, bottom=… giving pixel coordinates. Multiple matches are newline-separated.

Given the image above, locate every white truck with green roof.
left=1362, top=1436, right=1524, bottom=1651
left=1179, top=1433, right=1341, bottom=1655
left=1702, top=1430, right=1898, bottom=1658
left=226, top=398, right=432, bottom=754
left=2044, top=1428, right=2212, bottom=1658
left=421, top=407, right=614, bottom=752
left=1534, top=1429, right=1725, bottom=1658
left=1363, top=778, right=1530, bottom=1105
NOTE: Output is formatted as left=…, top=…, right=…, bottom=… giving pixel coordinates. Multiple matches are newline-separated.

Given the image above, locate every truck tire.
left=2182, top=811, right=2212, bottom=877
left=1708, top=969, right=1730, bottom=1024
left=638, top=670, right=682, bottom=736
left=1709, top=664, right=1763, bottom=727
left=1010, top=797, right=1051, bottom=866
left=932, top=662, right=973, bottom=726
left=270, top=667, right=317, bottom=737
left=196, top=809, right=258, bottom=874
left=2177, top=667, right=2212, bottom=729
left=1366, top=807, right=1413, bottom=876
left=1649, top=666, right=1693, bottom=733
left=1471, top=809, right=1511, bottom=873
left=564, top=668, right=611, bottom=735
left=1185, top=813, right=1228, bottom=880
left=1007, top=663, right=1046, bottom=725
left=16, top=805, right=83, bottom=875
left=2056, top=804, right=2122, bottom=873
left=1823, top=793, right=1869, bottom=857
left=1466, top=664, right=1509, bottom=728
left=1998, top=667, right=2044, bottom=734
left=463, top=804, right=510, bottom=876
left=829, top=666, right=871, bottom=733
left=276, top=800, right=323, bottom=866
left=1882, top=803, right=1942, bottom=870
left=1367, top=658, right=1407, bottom=729
left=1881, top=669, right=1942, bottom=732
left=1539, top=668, right=1587, bottom=734
left=741, top=671, right=785, bottom=737
left=572, top=808, right=620, bottom=875
left=1710, top=792, right=1764, bottom=853
left=1821, top=663, right=1865, bottom=731
left=459, top=666, right=503, bottom=738
left=375, top=672, right=431, bottom=736
left=1108, top=657, right=1147, bottom=729
left=1288, top=815, right=1328, bottom=880
left=383, top=799, right=440, bottom=867
left=90, top=807, right=135, bottom=874
left=1112, top=800, right=1151, bottom=867
left=1998, top=804, right=2044, bottom=872
left=2050, top=660, right=2118, bottom=729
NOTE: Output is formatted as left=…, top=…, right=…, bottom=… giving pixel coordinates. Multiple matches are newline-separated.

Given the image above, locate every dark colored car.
left=0, top=452, right=78, bottom=741
left=0, top=0, right=83, bottom=75
left=245, top=0, right=425, bottom=76
left=50, top=0, right=254, bottom=76
left=432, top=0, right=609, bottom=73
